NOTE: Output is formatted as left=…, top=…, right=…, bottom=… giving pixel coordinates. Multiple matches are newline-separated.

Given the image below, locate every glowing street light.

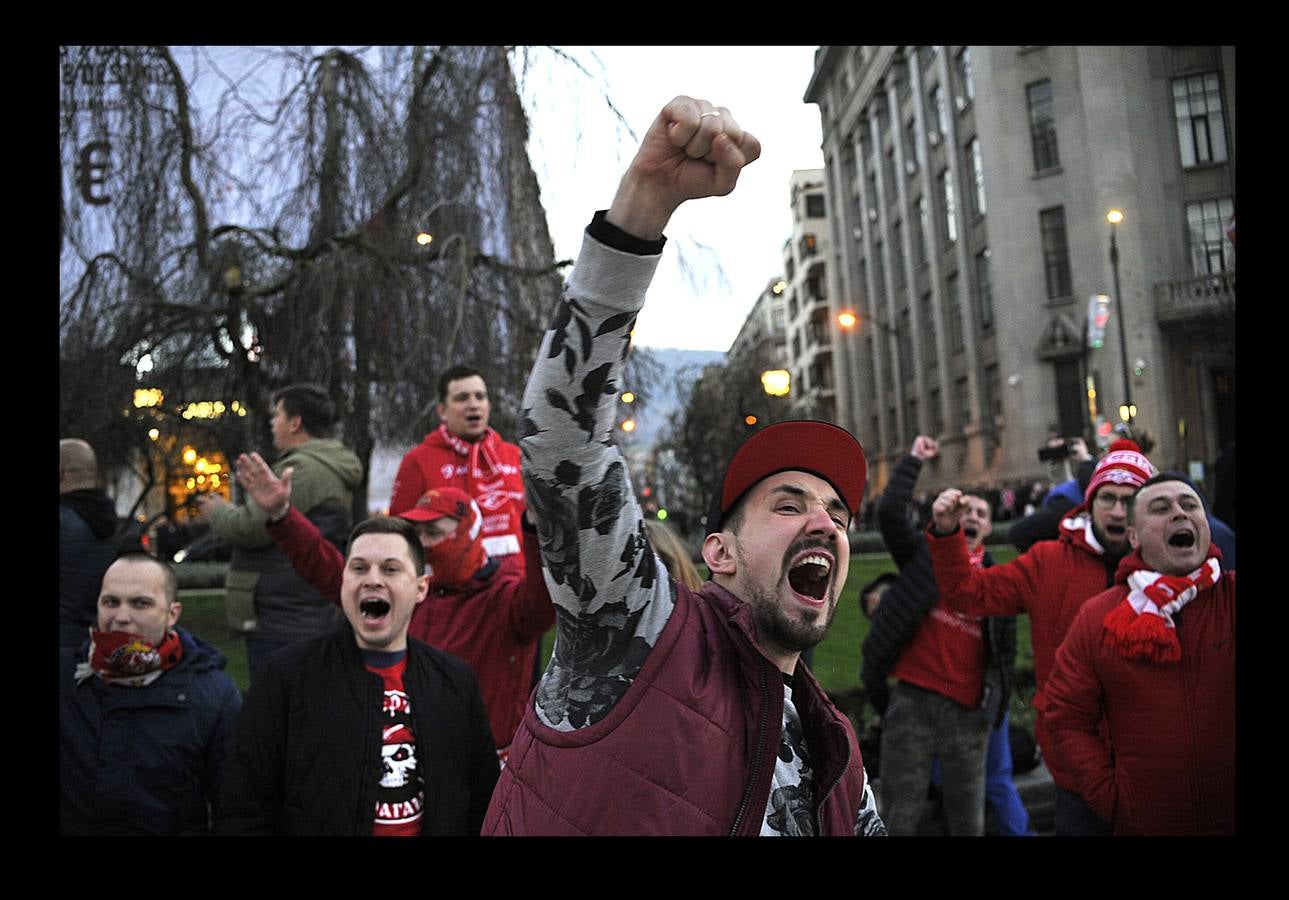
left=621, top=391, right=635, bottom=404
left=416, top=232, right=433, bottom=245
left=837, top=310, right=858, bottom=330
left=621, top=419, right=636, bottom=433
left=760, top=369, right=790, bottom=397
left=771, top=280, right=787, bottom=295
left=744, top=415, right=758, bottom=426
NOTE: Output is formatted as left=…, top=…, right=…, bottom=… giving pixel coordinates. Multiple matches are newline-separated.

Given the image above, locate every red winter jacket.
left=266, top=508, right=553, bottom=751
left=1043, top=549, right=1234, bottom=834
left=390, top=427, right=526, bottom=561
left=926, top=514, right=1119, bottom=790
left=483, top=581, right=870, bottom=836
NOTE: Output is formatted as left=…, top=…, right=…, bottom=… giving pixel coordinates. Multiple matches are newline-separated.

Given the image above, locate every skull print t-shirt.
left=365, top=650, right=424, bottom=837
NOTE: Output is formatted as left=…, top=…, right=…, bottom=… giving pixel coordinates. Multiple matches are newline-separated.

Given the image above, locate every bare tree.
left=60, top=45, right=570, bottom=523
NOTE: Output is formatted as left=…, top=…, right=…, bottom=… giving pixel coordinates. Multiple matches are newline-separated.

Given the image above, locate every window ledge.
left=1045, top=294, right=1076, bottom=308
left=1031, top=165, right=1064, bottom=180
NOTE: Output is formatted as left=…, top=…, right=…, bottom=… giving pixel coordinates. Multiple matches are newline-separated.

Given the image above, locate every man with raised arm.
left=926, top=442, right=1155, bottom=835
left=232, top=450, right=553, bottom=762
left=482, top=96, right=884, bottom=836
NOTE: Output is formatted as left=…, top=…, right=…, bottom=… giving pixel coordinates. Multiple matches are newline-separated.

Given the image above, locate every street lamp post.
left=1107, top=209, right=1133, bottom=427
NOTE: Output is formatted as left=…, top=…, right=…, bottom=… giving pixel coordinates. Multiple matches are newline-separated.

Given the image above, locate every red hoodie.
left=390, top=426, right=526, bottom=561
left=926, top=513, right=1119, bottom=791
left=1043, top=547, right=1234, bottom=834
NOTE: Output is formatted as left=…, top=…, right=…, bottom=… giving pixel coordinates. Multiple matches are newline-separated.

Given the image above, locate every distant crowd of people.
left=60, top=93, right=1236, bottom=837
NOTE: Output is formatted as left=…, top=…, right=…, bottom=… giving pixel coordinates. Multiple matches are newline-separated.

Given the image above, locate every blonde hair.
left=643, top=519, right=704, bottom=590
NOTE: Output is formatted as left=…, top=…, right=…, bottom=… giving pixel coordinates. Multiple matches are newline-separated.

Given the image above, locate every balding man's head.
left=60, top=439, right=99, bottom=493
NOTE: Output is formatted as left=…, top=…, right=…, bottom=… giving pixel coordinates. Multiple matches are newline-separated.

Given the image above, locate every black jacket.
left=860, top=455, right=1016, bottom=727
left=59, top=490, right=121, bottom=648
left=216, top=624, right=499, bottom=836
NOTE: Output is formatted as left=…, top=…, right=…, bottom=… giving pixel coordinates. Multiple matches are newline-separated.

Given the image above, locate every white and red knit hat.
left=1084, top=439, right=1155, bottom=506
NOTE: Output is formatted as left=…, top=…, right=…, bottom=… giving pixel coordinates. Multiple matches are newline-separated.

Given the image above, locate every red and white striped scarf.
left=1101, top=558, right=1221, bottom=663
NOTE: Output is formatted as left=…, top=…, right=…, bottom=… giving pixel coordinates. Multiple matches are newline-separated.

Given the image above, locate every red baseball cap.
left=396, top=487, right=474, bottom=524
left=705, top=420, right=867, bottom=534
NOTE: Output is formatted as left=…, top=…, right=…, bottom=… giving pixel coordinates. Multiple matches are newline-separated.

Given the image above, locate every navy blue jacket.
left=60, top=628, right=243, bottom=834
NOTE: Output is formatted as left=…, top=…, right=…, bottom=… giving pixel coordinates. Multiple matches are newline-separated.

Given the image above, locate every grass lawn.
left=184, top=544, right=1034, bottom=733
left=176, top=590, right=250, bottom=691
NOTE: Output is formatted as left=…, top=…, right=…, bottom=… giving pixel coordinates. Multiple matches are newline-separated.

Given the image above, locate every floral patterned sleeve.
left=520, top=228, right=676, bottom=732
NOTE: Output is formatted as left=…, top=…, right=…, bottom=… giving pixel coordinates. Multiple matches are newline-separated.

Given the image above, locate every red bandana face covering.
left=424, top=500, right=487, bottom=590
left=76, top=628, right=184, bottom=687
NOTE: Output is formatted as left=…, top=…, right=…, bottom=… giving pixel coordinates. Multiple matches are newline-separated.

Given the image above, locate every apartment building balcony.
left=1155, top=270, right=1235, bottom=325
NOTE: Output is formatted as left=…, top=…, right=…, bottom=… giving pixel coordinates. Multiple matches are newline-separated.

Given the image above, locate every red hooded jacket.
left=926, top=513, right=1119, bottom=790
left=1043, top=547, right=1234, bottom=834
left=390, top=426, right=526, bottom=561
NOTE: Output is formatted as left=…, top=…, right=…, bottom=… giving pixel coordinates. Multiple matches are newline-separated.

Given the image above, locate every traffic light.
left=1087, top=294, right=1111, bottom=349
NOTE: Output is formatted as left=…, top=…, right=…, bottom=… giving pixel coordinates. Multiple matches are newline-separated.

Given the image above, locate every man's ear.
left=414, top=574, right=429, bottom=604
left=435, top=401, right=446, bottom=421
left=167, top=600, right=182, bottom=630
left=1127, top=525, right=1141, bottom=551
left=702, top=532, right=737, bottom=577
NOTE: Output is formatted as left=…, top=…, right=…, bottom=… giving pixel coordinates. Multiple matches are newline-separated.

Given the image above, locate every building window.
left=872, top=241, right=885, bottom=298
left=806, top=274, right=825, bottom=302
left=892, top=220, right=906, bottom=287
left=930, top=84, right=949, bottom=137
left=915, top=196, right=929, bottom=263
left=945, top=272, right=963, bottom=351
left=791, top=330, right=801, bottom=360
left=955, top=47, right=975, bottom=104
left=984, top=363, right=1001, bottom=424
left=806, top=193, right=826, bottom=218
left=788, top=294, right=799, bottom=321
left=1173, top=72, right=1228, bottom=168
left=906, top=396, right=919, bottom=445
left=866, top=337, right=877, bottom=398
left=939, top=170, right=957, bottom=244
left=771, top=308, right=786, bottom=332
left=905, top=119, right=920, bottom=174
left=1027, top=79, right=1060, bottom=171
left=975, top=249, right=994, bottom=329
left=955, top=376, right=971, bottom=429
left=929, top=387, right=943, bottom=435
left=1187, top=197, right=1235, bottom=274
left=899, top=306, right=913, bottom=384
left=1039, top=206, right=1073, bottom=299
left=966, top=137, right=986, bottom=217
left=799, top=232, right=818, bottom=258
left=921, top=291, right=937, bottom=369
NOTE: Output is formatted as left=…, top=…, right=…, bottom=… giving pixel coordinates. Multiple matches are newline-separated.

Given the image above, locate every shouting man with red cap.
left=233, top=450, right=553, bottom=763
left=927, top=439, right=1156, bottom=835
left=480, top=95, right=883, bottom=836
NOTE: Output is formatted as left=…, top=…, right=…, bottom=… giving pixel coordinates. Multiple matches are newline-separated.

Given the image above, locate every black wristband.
left=587, top=210, right=667, bottom=256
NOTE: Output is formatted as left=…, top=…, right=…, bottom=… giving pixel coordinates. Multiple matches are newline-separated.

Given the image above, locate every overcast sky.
left=516, top=46, right=826, bottom=353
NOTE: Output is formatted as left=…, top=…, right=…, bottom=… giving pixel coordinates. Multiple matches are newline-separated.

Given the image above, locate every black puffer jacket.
left=216, top=623, right=499, bottom=836
left=860, top=455, right=1016, bottom=727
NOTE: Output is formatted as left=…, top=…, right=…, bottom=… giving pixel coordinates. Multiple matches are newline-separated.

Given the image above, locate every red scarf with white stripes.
left=1101, top=558, right=1221, bottom=663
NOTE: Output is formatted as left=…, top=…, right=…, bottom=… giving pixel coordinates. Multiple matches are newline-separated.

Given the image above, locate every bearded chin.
left=748, top=583, right=834, bottom=655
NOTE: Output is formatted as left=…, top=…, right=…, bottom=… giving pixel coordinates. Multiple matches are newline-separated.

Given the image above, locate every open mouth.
left=1168, top=530, right=1196, bottom=549
left=962, top=525, right=978, bottom=540
left=359, top=598, right=391, bottom=619
left=1104, top=524, right=1127, bottom=538
left=788, top=554, right=833, bottom=602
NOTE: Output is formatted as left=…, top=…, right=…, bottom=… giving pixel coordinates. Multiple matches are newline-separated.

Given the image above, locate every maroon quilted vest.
left=483, top=581, right=868, bottom=835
